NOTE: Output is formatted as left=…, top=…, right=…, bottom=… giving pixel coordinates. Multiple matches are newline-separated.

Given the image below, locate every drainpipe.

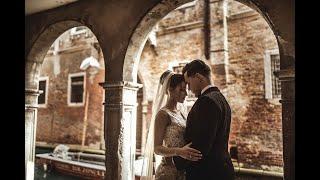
left=81, top=91, right=89, bottom=151
left=204, top=0, right=211, bottom=60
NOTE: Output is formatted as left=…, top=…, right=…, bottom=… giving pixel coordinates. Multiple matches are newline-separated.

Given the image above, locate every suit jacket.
left=173, top=87, right=235, bottom=180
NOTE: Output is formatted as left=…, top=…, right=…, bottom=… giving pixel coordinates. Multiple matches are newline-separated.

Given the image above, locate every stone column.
left=140, top=101, right=149, bottom=154
left=100, top=91, right=106, bottom=150
left=25, top=59, right=42, bottom=180
left=100, top=81, right=142, bottom=180
left=275, top=65, right=295, bottom=180
left=209, top=0, right=229, bottom=88
left=25, top=89, right=41, bottom=180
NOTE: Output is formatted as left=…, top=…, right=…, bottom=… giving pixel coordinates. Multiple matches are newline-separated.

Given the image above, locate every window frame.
left=264, top=49, right=281, bottom=101
left=38, top=76, right=49, bottom=108
left=168, top=61, right=189, bottom=73
left=70, top=26, right=87, bottom=36
left=68, top=72, right=86, bottom=107
left=175, top=0, right=197, bottom=10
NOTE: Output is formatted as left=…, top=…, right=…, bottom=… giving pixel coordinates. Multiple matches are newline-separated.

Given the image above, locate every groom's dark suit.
left=173, top=86, right=235, bottom=180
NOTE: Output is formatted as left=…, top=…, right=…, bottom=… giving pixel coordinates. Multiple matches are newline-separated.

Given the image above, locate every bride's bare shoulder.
left=155, top=109, right=170, bottom=123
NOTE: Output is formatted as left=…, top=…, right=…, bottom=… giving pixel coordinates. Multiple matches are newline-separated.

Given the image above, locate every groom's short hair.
left=182, top=59, right=211, bottom=79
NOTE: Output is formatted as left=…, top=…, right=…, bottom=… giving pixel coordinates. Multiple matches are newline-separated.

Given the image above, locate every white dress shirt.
left=201, top=85, right=215, bottom=95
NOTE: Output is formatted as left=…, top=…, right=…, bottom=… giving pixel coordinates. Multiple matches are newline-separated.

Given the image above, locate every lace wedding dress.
left=155, top=107, right=187, bottom=180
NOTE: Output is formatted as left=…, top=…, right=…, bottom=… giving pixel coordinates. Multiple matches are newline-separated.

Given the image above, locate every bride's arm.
left=154, top=110, right=176, bottom=157
left=154, top=111, right=202, bottom=160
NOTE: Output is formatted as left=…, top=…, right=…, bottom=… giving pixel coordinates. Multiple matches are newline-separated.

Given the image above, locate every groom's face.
left=184, top=72, right=201, bottom=97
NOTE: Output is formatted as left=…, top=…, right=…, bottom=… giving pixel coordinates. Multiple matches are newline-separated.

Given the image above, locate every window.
left=68, top=72, right=86, bottom=106
left=38, top=77, right=49, bottom=107
left=270, top=54, right=281, bottom=98
left=264, top=49, right=281, bottom=99
left=172, top=63, right=185, bottom=74
left=70, top=26, right=89, bottom=37
left=75, top=26, right=87, bottom=31
left=175, top=0, right=197, bottom=10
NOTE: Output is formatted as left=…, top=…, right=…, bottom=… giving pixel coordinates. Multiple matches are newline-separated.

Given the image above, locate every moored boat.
left=36, top=153, right=105, bottom=179
left=35, top=145, right=145, bottom=179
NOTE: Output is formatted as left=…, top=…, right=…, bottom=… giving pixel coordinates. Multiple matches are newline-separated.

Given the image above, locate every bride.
left=140, top=70, right=202, bottom=180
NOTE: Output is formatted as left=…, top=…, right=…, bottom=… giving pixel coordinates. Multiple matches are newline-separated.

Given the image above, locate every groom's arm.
left=172, top=144, right=191, bottom=170
left=173, top=97, right=221, bottom=170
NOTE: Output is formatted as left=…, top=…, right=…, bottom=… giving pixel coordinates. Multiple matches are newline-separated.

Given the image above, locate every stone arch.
left=26, top=20, right=86, bottom=90
left=25, top=20, right=105, bottom=180
left=122, top=0, right=294, bottom=179
left=123, top=0, right=194, bottom=83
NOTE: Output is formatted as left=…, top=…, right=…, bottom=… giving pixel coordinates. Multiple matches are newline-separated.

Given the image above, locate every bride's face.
left=171, top=82, right=187, bottom=103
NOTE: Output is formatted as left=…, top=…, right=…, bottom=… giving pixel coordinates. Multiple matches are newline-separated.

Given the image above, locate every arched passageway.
left=123, top=0, right=294, bottom=179
left=136, top=0, right=284, bottom=174
left=35, top=26, right=106, bottom=152
left=25, top=0, right=294, bottom=179
left=25, top=20, right=106, bottom=180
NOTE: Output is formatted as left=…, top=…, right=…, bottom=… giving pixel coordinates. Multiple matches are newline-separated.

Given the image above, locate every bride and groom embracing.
left=140, top=59, right=235, bottom=180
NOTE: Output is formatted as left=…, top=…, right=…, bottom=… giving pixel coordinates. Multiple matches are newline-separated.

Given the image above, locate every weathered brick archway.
left=123, top=0, right=294, bottom=179
left=26, top=20, right=84, bottom=90
left=25, top=20, right=96, bottom=180
left=25, top=0, right=294, bottom=179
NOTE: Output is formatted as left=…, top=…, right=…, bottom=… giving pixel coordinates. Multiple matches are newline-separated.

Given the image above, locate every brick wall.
left=226, top=0, right=283, bottom=169
left=140, top=28, right=205, bottom=101
left=139, top=0, right=283, bottom=171
left=37, top=31, right=105, bottom=149
left=158, top=1, right=203, bottom=28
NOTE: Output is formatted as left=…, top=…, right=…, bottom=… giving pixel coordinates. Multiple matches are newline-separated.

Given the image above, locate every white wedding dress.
left=155, top=107, right=187, bottom=180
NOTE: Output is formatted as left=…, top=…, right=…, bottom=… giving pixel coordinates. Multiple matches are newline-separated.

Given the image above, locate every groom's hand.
left=177, top=142, right=202, bottom=161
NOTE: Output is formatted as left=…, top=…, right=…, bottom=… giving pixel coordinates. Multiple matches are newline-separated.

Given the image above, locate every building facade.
left=36, top=28, right=106, bottom=150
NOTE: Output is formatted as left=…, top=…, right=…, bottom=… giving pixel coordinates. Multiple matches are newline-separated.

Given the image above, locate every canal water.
left=34, top=147, right=83, bottom=180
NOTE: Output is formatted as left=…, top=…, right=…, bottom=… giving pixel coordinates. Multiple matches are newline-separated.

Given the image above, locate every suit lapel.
left=184, top=86, right=219, bottom=142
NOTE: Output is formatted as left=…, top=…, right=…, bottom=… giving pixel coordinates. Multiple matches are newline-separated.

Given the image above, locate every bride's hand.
left=176, top=142, right=202, bottom=161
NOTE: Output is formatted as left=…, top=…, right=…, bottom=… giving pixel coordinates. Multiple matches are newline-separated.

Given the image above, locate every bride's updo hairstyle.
left=159, top=70, right=172, bottom=85
left=159, top=70, right=185, bottom=90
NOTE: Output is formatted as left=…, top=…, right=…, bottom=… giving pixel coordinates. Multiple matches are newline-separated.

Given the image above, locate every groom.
left=173, top=59, right=235, bottom=179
